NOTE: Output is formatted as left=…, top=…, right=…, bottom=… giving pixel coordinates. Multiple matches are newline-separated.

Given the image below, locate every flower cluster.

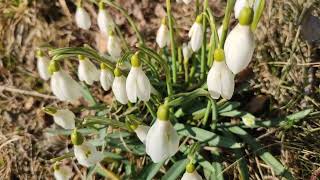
left=37, top=0, right=266, bottom=179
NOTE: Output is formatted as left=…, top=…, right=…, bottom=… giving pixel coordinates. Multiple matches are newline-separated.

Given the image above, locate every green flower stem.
left=137, top=46, right=173, bottom=96
left=50, top=152, right=74, bottom=163
left=206, top=8, right=219, bottom=67
left=50, top=47, right=115, bottom=71
left=166, top=0, right=177, bottom=84
left=100, top=0, right=144, bottom=44
left=178, top=46, right=183, bottom=72
left=251, top=0, right=266, bottom=31
left=183, top=59, right=189, bottom=83
left=167, top=88, right=210, bottom=107
left=210, top=99, right=218, bottom=130
left=219, top=0, right=236, bottom=49
left=202, top=100, right=211, bottom=126
left=200, top=0, right=209, bottom=80
left=145, top=101, right=157, bottom=119
left=195, top=0, right=200, bottom=16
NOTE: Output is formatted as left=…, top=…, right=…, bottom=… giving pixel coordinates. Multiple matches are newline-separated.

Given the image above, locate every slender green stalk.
left=166, top=0, right=177, bottom=84
left=202, top=100, right=211, bottom=125
left=50, top=152, right=74, bottom=163
left=219, top=0, right=236, bottom=48
left=210, top=99, right=218, bottom=130
left=145, top=101, right=157, bottom=119
left=206, top=8, right=219, bottom=67
left=251, top=0, right=266, bottom=31
left=200, top=0, right=209, bottom=80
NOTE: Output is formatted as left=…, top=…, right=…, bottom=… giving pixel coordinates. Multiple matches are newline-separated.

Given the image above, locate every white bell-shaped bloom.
left=75, top=7, right=91, bottom=30
left=78, top=56, right=99, bottom=85
left=146, top=105, right=179, bottom=163
left=225, top=8, right=255, bottom=74
left=156, top=18, right=170, bottom=48
left=36, top=51, right=51, bottom=80
left=100, top=64, right=114, bottom=91
left=53, top=164, right=73, bottom=180
left=188, top=15, right=203, bottom=52
left=242, top=113, right=256, bottom=127
left=50, top=62, right=83, bottom=101
left=126, top=54, right=151, bottom=103
left=182, top=43, right=193, bottom=61
left=234, top=0, right=254, bottom=19
left=53, top=109, right=76, bottom=129
left=207, top=49, right=235, bottom=100
left=74, top=141, right=104, bottom=167
left=133, top=125, right=150, bottom=144
left=97, top=3, right=114, bottom=34
left=112, top=68, right=128, bottom=104
left=107, top=31, right=122, bottom=58
left=181, top=170, right=203, bottom=180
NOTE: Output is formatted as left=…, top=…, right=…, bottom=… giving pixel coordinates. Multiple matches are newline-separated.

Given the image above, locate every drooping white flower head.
left=71, top=129, right=103, bottom=167
left=112, top=68, right=128, bottom=104
left=100, top=63, right=114, bottom=91
left=207, top=49, right=235, bottom=100
left=182, top=43, right=193, bottom=61
left=188, top=15, right=203, bottom=52
left=77, top=55, right=99, bottom=85
left=53, top=164, right=74, bottom=180
left=156, top=18, right=170, bottom=48
left=241, top=113, right=256, bottom=127
left=50, top=109, right=76, bottom=130
left=146, top=105, right=179, bottom=163
left=224, top=7, right=255, bottom=74
left=49, top=61, right=83, bottom=102
left=75, top=6, right=91, bottom=30
left=234, top=0, right=255, bottom=19
left=107, top=30, right=122, bottom=58
left=181, top=163, right=203, bottom=180
left=97, top=2, right=114, bottom=34
left=131, top=124, right=150, bottom=144
left=36, top=50, right=51, bottom=80
left=126, top=53, right=151, bottom=103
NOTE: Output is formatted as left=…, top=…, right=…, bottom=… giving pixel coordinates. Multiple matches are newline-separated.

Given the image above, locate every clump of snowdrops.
left=36, top=0, right=312, bottom=179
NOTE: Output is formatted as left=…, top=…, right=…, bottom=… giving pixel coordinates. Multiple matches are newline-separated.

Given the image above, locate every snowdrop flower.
left=156, top=18, right=170, bottom=48
left=181, top=163, right=203, bottom=180
left=36, top=50, right=51, bottom=80
left=234, top=0, right=255, bottom=19
left=126, top=53, right=151, bottom=103
left=97, top=2, right=114, bottom=34
left=71, top=129, right=103, bottom=167
left=75, top=5, right=91, bottom=30
left=53, top=163, right=73, bottom=180
left=182, top=43, right=193, bottom=61
left=49, top=61, right=83, bottom=101
left=242, top=113, right=256, bottom=127
left=77, top=55, right=99, bottom=85
left=176, top=0, right=192, bottom=4
left=100, top=63, right=114, bottom=91
left=44, top=107, right=75, bottom=129
left=188, top=15, right=203, bottom=52
left=112, top=68, right=128, bottom=104
left=207, top=49, right=235, bottom=100
left=131, top=124, right=150, bottom=144
left=107, top=30, right=122, bottom=58
left=225, top=7, right=255, bottom=74
left=146, top=104, right=179, bottom=163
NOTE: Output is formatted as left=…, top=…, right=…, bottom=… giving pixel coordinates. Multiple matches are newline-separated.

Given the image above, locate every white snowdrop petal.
left=182, top=43, right=193, bottom=60
left=53, top=109, right=75, bottom=129
left=167, top=121, right=180, bottom=156
left=190, top=23, right=203, bottom=52
left=224, top=24, right=255, bottom=74
left=112, top=76, right=128, bottom=104
left=107, top=35, right=122, bottom=58
left=97, top=9, right=114, bottom=34
left=183, top=0, right=192, bottom=4
left=74, top=142, right=103, bottom=167
left=156, top=24, right=170, bottom=48
left=75, top=7, right=91, bottom=30
left=134, top=125, right=150, bottom=144
left=100, top=69, right=114, bottom=91
left=220, top=64, right=235, bottom=100
left=126, top=68, right=138, bottom=103
left=136, top=68, right=151, bottom=102
left=54, top=165, right=73, bottom=180
left=207, top=63, right=222, bottom=99
left=37, top=56, right=51, bottom=80
left=181, top=170, right=203, bottom=180
left=188, top=23, right=196, bottom=38
left=78, top=60, right=99, bottom=85
left=234, top=0, right=254, bottom=19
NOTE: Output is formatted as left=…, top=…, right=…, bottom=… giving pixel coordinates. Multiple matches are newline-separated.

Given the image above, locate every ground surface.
left=0, top=0, right=319, bottom=179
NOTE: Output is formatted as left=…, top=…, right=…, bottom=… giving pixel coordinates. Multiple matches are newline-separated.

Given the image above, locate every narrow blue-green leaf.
left=45, top=128, right=97, bottom=136
left=161, top=159, right=188, bottom=180
left=81, top=82, right=97, bottom=106
left=94, top=163, right=120, bottom=180
left=174, top=123, right=242, bottom=149
left=251, top=0, right=266, bottom=31
left=228, top=127, right=294, bottom=179
left=137, top=161, right=164, bottom=180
